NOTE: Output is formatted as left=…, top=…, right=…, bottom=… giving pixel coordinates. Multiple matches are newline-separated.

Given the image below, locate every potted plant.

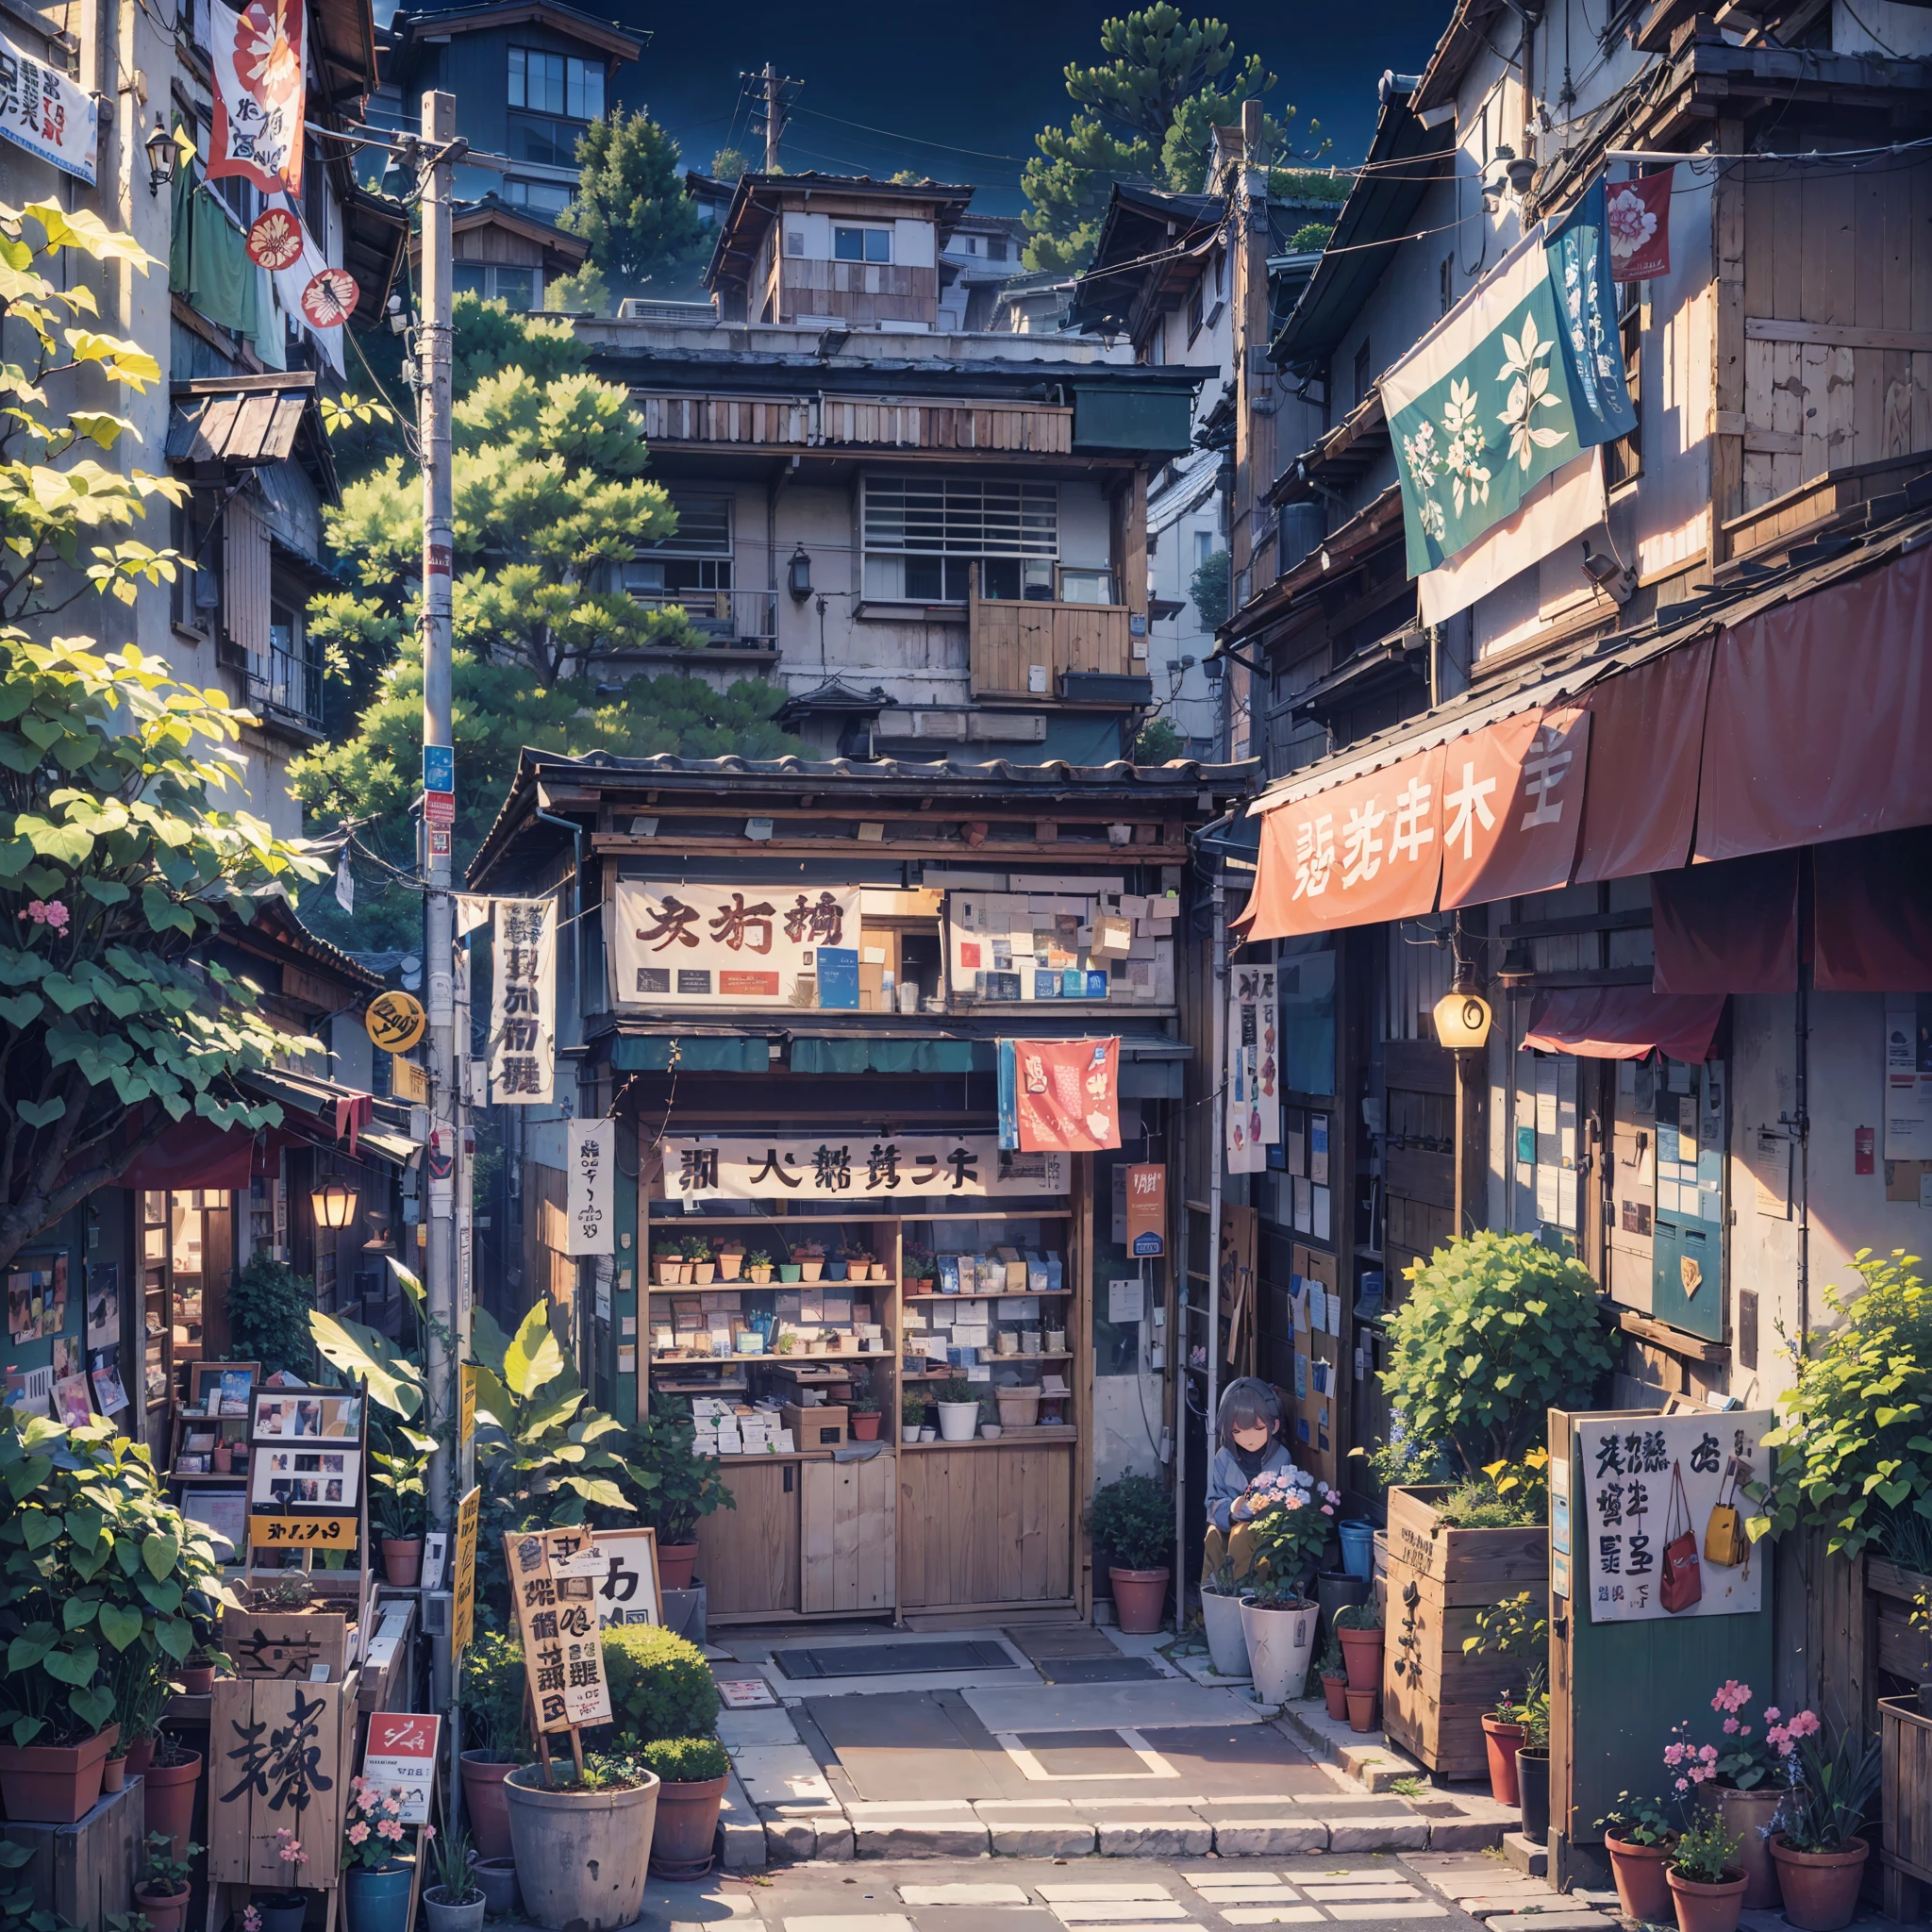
left=1597, top=1790, right=1679, bottom=1924
left=1666, top=1810, right=1747, bottom=1932
left=178, top=1648, right=217, bottom=1695
left=459, top=1630, right=530, bottom=1860
left=625, top=1401, right=734, bottom=1591
left=934, top=1375, right=978, bottom=1443
left=603, top=1624, right=722, bottom=1746
left=1316, top=1635, right=1348, bottom=1721
left=1200, top=1518, right=1256, bottom=1680
left=1767, top=1717, right=1880, bottom=1931
left=681, top=1235, right=714, bottom=1285
left=1239, top=1470, right=1336, bottom=1706
left=505, top=1750, right=659, bottom=1932
left=372, top=1431, right=431, bottom=1587
left=1334, top=1597, right=1384, bottom=1693
left=145, top=1734, right=207, bottom=1853
left=978, top=1396, right=1002, bottom=1440
left=1670, top=1681, right=1809, bottom=1908
left=777, top=1252, right=802, bottom=1284
left=133, top=1832, right=201, bottom=1932
left=341, top=1775, right=418, bottom=1932
left=850, top=1391, right=882, bottom=1441
left=1516, top=1686, right=1552, bottom=1845
left=824, top=1247, right=849, bottom=1282
left=1466, top=1589, right=1548, bottom=1807
left=746, top=1250, right=774, bottom=1286
left=793, top=1241, right=824, bottom=1283
left=253, top=1879, right=311, bottom=1932
left=904, top=1250, right=934, bottom=1291
left=901, top=1392, right=929, bottom=1442
left=715, top=1241, right=743, bottom=1282
left=641, top=1737, right=730, bottom=1878
left=423, top=1824, right=486, bottom=1932
left=1089, top=1474, right=1173, bottom=1635
left=653, top=1241, right=685, bottom=1287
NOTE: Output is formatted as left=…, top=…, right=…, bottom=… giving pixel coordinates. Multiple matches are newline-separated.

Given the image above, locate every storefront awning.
left=116, top=1116, right=297, bottom=1192
left=610, top=1037, right=771, bottom=1073
left=1521, top=988, right=1726, bottom=1063
left=790, top=1039, right=988, bottom=1074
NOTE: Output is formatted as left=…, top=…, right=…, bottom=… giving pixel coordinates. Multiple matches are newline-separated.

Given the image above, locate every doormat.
left=1035, top=1655, right=1164, bottom=1684
left=774, top=1639, right=1018, bottom=1679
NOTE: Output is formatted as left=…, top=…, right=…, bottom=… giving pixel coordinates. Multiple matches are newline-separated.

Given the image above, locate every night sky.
left=604, top=2, right=1454, bottom=216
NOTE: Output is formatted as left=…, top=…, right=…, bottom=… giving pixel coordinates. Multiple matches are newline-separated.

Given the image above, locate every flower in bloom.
left=1789, top=1710, right=1821, bottom=1738
left=1664, top=1743, right=1687, bottom=1767
left=23, top=900, right=68, bottom=929
left=1764, top=1707, right=1782, bottom=1724
left=1723, top=1718, right=1740, bottom=1734
left=347, top=1824, right=369, bottom=1846
left=377, top=1820, right=403, bottom=1842
left=1711, top=1680, right=1752, bottom=1714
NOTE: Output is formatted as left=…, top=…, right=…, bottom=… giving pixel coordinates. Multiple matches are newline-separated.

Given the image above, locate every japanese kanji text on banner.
left=207, top=0, right=307, bottom=194
left=0, top=29, right=99, bottom=182
left=1227, top=965, right=1280, bottom=1173
left=613, top=880, right=858, bottom=1005
left=490, top=898, right=556, bottom=1104
left=657, top=1135, right=1069, bottom=1200
left=566, top=1119, right=615, bottom=1256
left=506, top=1527, right=614, bottom=1733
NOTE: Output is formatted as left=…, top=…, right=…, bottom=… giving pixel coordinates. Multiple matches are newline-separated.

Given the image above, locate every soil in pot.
left=1109, top=1567, right=1171, bottom=1636
left=134, top=1884, right=191, bottom=1932
left=1516, top=1747, right=1550, bottom=1846
left=1696, top=1784, right=1786, bottom=1909
left=460, top=1752, right=518, bottom=1860
left=1665, top=1867, right=1748, bottom=1932
left=655, top=1544, right=699, bottom=1592
left=1604, top=1835, right=1674, bottom=1924
left=423, top=1884, right=489, bottom=1932
left=1199, top=1588, right=1250, bottom=1679
left=468, top=1857, right=520, bottom=1919
left=1338, top=1625, right=1384, bottom=1693
left=1240, top=1596, right=1317, bottom=1705
left=380, top=1538, right=425, bottom=1588
left=504, top=1764, right=660, bottom=1932
left=1322, top=1672, right=1348, bottom=1722
left=1767, top=1836, right=1869, bottom=1932
left=649, top=1774, right=728, bottom=1878
left=1481, top=1716, right=1526, bottom=1807
left=344, top=1860, right=416, bottom=1932
left=1345, top=1685, right=1378, bottom=1732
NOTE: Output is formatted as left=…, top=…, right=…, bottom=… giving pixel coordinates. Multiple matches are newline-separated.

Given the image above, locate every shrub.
left=1751, top=1248, right=1932, bottom=1557
left=640, top=1736, right=729, bottom=1783
left=458, top=1627, right=530, bottom=1762
left=225, top=1257, right=317, bottom=1378
left=1383, top=1232, right=1615, bottom=1474
left=602, top=1624, right=719, bottom=1742
left=1089, top=1473, right=1173, bottom=1572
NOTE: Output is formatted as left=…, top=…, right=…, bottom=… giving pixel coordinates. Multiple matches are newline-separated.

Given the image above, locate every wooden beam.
left=1618, top=1307, right=1729, bottom=1363
left=1745, top=316, right=1932, bottom=354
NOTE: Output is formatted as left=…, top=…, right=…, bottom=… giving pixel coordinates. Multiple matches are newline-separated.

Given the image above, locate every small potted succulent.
left=747, top=1249, right=774, bottom=1285
left=641, top=1737, right=730, bottom=1878
left=978, top=1398, right=1002, bottom=1441
left=793, top=1240, right=824, bottom=1283
left=772, top=1331, right=796, bottom=1354
left=422, top=1824, right=485, bottom=1932
left=934, top=1375, right=978, bottom=1442
left=1597, top=1790, right=1678, bottom=1924
left=714, top=1241, right=743, bottom=1282
left=653, top=1241, right=685, bottom=1287
left=824, top=1247, right=849, bottom=1282
left=134, top=1832, right=202, bottom=1932
left=682, top=1235, right=715, bottom=1284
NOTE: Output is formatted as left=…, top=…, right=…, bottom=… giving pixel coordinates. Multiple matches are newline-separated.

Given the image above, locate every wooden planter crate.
left=0, top=1779, right=142, bottom=1932
left=1382, top=1484, right=1549, bottom=1780
left=1880, top=1694, right=1932, bottom=1922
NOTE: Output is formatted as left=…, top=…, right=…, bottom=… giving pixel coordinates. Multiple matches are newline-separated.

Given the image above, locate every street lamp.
left=145, top=117, right=177, bottom=197
left=787, top=546, right=812, bottom=602
left=1433, top=970, right=1493, bottom=1050
left=310, top=1175, right=360, bottom=1231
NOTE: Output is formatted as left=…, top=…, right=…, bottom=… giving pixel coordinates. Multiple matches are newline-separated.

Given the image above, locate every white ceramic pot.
left=980, top=1423, right=1003, bottom=1439
left=1200, top=1588, right=1251, bottom=1679
left=919, top=1426, right=938, bottom=1441
left=1240, top=1596, right=1317, bottom=1707
left=937, top=1401, right=978, bottom=1442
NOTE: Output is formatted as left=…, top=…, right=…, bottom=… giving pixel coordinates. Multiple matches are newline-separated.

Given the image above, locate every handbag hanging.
left=1704, top=1456, right=1749, bottom=1568
left=1660, top=1459, right=1704, bottom=1613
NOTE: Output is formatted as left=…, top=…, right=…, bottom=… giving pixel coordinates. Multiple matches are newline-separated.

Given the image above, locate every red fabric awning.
left=1812, top=825, right=1932, bottom=992
left=116, top=1117, right=294, bottom=1193
left=1522, top=987, right=1726, bottom=1062
left=1651, top=851, right=1801, bottom=995
left=1694, top=542, right=1932, bottom=862
left=1438, top=706, right=1591, bottom=908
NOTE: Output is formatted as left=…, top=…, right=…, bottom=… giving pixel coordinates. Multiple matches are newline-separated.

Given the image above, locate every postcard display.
left=4, top=1242, right=127, bottom=1430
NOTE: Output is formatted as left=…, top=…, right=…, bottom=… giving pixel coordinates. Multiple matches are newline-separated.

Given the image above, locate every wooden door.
left=695, top=1460, right=801, bottom=1614
left=1382, top=1040, right=1457, bottom=1291
left=800, top=1454, right=896, bottom=1612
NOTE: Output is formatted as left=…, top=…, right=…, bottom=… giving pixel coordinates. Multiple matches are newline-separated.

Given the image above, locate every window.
left=1059, top=569, right=1115, bottom=605
left=834, top=225, right=891, bottom=263
left=508, top=47, right=604, bottom=121
left=505, top=177, right=573, bottom=216
left=1187, top=278, right=1205, bottom=342
left=1194, top=529, right=1214, bottom=569
left=861, top=475, right=1058, bottom=604
left=988, top=238, right=1007, bottom=261
left=452, top=263, right=541, bottom=309
left=785, top=228, right=804, bottom=256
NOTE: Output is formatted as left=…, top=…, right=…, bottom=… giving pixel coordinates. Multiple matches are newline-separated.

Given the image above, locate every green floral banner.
left=1383, top=180, right=1636, bottom=580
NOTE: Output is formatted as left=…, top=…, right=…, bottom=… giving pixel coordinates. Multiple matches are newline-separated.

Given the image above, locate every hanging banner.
left=1226, top=964, right=1280, bottom=1174
left=565, top=1118, right=614, bottom=1256
left=1124, top=1163, right=1167, bottom=1257
left=998, top=1038, right=1122, bottom=1153
left=1576, top=1410, right=1772, bottom=1623
left=656, top=1133, right=1068, bottom=1201
left=0, top=28, right=99, bottom=183
left=1437, top=706, right=1592, bottom=908
left=1608, top=168, right=1674, bottom=282
left=612, top=880, right=860, bottom=1007
left=207, top=0, right=307, bottom=196
left=489, top=898, right=556, bottom=1105
left=1384, top=179, right=1635, bottom=580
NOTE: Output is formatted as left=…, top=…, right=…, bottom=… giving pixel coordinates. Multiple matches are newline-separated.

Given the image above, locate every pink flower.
left=1790, top=1710, right=1821, bottom=1738
left=22, top=901, right=68, bottom=930
left=1723, top=1719, right=1740, bottom=1735
left=1664, top=1743, right=1687, bottom=1767
left=1674, top=1778, right=1689, bottom=1793
left=1711, top=1680, right=1752, bottom=1715
left=377, top=1821, right=402, bottom=1842
left=1764, top=1707, right=1781, bottom=1724
left=347, top=1824, right=369, bottom=1845
left=424, top=1826, right=436, bottom=1842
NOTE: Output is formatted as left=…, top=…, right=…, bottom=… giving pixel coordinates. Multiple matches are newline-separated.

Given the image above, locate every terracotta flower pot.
left=655, top=1542, right=698, bottom=1591
left=1321, top=1671, right=1349, bottom=1721
left=179, top=1664, right=215, bottom=1694
left=460, top=1752, right=519, bottom=1859
left=134, top=1884, right=191, bottom=1932
left=1482, top=1715, right=1527, bottom=1807
left=1345, top=1685, right=1378, bottom=1733
left=850, top=1412, right=881, bottom=1441
left=143, top=1746, right=202, bottom=1854
left=381, top=1537, right=425, bottom=1587
left=1605, top=1831, right=1674, bottom=1924
left=648, top=1773, right=727, bottom=1878
left=1665, top=1866, right=1747, bottom=1932
left=1696, top=1783, right=1787, bottom=1908
left=0, top=1724, right=119, bottom=1824
left=124, top=1736, right=157, bottom=1775
left=1108, top=1566, right=1170, bottom=1635
left=1768, top=1835, right=1869, bottom=1932
left=102, top=1757, right=125, bottom=1793
left=1337, top=1625, right=1384, bottom=1692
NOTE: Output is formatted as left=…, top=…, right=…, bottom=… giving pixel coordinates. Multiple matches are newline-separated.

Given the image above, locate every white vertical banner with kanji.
left=1226, top=964, right=1279, bottom=1173
left=206, top=0, right=307, bottom=195
left=489, top=897, right=556, bottom=1105
left=566, top=1119, right=614, bottom=1256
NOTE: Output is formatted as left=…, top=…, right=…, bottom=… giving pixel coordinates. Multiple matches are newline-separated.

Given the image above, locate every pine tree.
left=559, top=108, right=708, bottom=297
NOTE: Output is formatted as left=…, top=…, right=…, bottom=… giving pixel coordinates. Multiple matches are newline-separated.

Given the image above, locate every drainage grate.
left=773, top=1639, right=1018, bottom=1679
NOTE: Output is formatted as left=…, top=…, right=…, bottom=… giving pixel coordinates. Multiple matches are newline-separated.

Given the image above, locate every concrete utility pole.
left=757, top=61, right=797, bottom=172
left=419, top=89, right=458, bottom=1545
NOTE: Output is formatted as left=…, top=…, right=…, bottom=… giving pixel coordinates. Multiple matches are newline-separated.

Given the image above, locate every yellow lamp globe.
left=1433, top=983, right=1493, bottom=1050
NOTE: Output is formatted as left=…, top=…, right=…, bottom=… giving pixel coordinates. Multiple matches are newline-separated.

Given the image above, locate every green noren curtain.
left=609, top=1037, right=770, bottom=1073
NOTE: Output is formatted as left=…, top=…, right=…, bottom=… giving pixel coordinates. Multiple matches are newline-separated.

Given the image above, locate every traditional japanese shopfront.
left=467, top=751, right=1253, bottom=1623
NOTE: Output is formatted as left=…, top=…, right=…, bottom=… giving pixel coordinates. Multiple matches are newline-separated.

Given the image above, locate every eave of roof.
left=706, top=172, right=976, bottom=294
left=310, top=0, right=380, bottom=100
left=1067, top=182, right=1224, bottom=336
left=1223, top=482, right=1405, bottom=644
left=389, top=0, right=641, bottom=63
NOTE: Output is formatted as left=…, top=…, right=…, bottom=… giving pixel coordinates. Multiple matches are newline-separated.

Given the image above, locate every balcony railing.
left=968, top=569, right=1135, bottom=700
left=629, top=588, right=779, bottom=649
left=247, top=643, right=325, bottom=733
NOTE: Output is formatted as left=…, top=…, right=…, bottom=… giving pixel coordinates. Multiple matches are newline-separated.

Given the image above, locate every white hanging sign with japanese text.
left=1226, top=963, right=1279, bottom=1174
left=656, top=1134, right=1070, bottom=1201
left=1576, top=1410, right=1772, bottom=1624
left=489, top=897, right=556, bottom=1105
left=0, top=29, right=98, bottom=182
left=566, top=1118, right=615, bottom=1257
left=612, top=880, right=859, bottom=1006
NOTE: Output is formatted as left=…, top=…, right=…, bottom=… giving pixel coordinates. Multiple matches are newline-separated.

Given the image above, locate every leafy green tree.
left=0, top=202, right=320, bottom=1271
left=1135, top=716, right=1184, bottom=761
left=560, top=108, right=708, bottom=297
left=1023, top=8, right=1323, bottom=269
left=1190, top=547, right=1230, bottom=629
left=226, top=1257, right=320, bottom=1378
left=709, top=147, right=750, bottom=183
left=542, top=260, right=611, bottom=316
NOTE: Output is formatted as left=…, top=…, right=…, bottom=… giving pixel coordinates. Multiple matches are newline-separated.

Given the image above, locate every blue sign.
left=1130, top=1231, right=1164, bottom=1258
left=424, top=744, right=455, bottom=794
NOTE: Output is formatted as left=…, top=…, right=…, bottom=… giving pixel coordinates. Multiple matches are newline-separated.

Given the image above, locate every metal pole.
left=1206, top=874, right=1225, bottom=1449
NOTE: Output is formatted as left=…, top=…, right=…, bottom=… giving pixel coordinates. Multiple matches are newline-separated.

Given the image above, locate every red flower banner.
left=208, top=0, right=306, bottom=195
left=999, top=1038, right=1122, bottom=1154
left=1607, top=168, right=1672, bottom=283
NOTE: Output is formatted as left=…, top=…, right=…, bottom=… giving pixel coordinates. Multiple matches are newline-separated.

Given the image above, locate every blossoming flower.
left=347, top=1824, right=368, bottom=1845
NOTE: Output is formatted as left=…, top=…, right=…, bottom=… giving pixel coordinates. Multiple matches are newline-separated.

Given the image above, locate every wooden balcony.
left=968, top=570, right=1136, bottom=701
left=627, top=390, right=1072, bottom=456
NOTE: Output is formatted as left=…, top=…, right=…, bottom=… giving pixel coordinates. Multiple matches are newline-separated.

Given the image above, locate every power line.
left=788, top=103, right=1032, bottom=165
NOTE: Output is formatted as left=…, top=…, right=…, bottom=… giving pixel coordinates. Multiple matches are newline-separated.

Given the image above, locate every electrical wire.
left=787, top=103, right=1032, bottom=165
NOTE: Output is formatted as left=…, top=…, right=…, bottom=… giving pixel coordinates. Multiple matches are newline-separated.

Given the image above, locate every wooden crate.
left=221, top=1608, right=352, bottom=1681
left=0, top=1780, right=142, bottom=1932
left=1880, top=1694, right=1932, bottom=1923
left=1382, top=1485, right=1550, bottom=1780
left=208, top=1674, right=358, bottom=1889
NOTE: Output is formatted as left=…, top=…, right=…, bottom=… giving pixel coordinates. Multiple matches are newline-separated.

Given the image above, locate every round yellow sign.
left=364, top=990, right=427, bottom=1053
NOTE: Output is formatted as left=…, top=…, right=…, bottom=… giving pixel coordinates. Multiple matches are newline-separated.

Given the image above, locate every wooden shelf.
left=900, top=1354, right=1073, bottom=1375
left=646, top=1208, right=1071, bottom=1228
left=900, top=1426, right=1078, bottom=1449
left=170, top=1473, right=250, bottom=1485
left=652, top=1350, right=891, bottom=1366
left=902, top=1290, right=1073, bottom=1301
left=649, top=1278, right=897, bottom=1293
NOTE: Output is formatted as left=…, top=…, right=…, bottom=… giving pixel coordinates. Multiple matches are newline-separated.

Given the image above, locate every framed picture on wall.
left=251, top=1443, right=361, bottom=1508
left=252, top=1391, right=361, bottom=1441
left=189, top=1361, right=259, bottom=1416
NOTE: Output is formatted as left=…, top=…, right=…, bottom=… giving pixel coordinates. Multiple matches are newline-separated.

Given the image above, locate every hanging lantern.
left=310, top=1175, right=360, bottom=1230
left=1433, top=973, right=1493, bottom=1051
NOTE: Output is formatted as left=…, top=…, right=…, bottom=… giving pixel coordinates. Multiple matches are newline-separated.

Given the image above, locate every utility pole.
left=749, top=61, right=799, bottom=173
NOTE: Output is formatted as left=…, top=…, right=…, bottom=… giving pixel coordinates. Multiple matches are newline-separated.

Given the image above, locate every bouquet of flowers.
left=341, top=1776, right=427, bottom=1871
left=1244, top=1471, right=1337, bottom=1604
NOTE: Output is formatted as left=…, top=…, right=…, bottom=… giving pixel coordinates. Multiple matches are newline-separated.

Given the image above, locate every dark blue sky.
left=608, top=2, right=1453, bottom=215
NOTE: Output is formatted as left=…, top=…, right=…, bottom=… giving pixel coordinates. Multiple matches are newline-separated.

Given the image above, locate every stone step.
left=1482, top=1917, right=1617, bottom=1932
left=1503, top=1833, right=1551, bottom=1878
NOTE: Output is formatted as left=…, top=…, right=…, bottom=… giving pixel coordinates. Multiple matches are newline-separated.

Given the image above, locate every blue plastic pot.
left=343, top=1862, right=415, bottom=1932
left=1338, top=1520, right=1375, bottom=1580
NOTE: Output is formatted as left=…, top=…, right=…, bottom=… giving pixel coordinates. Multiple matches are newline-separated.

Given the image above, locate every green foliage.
left=1316, top=1632, right=1343, bottom=1675
left=428, top=1824, right=479, bottom=1904
left=1464, top=1588, right=1548, bottom=1718
left=902, top=1392, right=929, bottom=1428
left=1436, top=1452, right=1549, bottom=1529
left=1022, top=9, right=1322, bottom=270
left=639, top=1735, right=729, bottom=1783
left=1750, top=1249, right=1932, bottom=1557
left=559, top=109, right=708, bottom=298
left=607, top=1399, right=734, bottom=1545
left=1671, top=1808, right=1741, bottom=1884
left=1775, top=1723, right=1882, bottom=1854
left=1288, top=222, right=1335, bottom=253
left=1595, top=1789, right=1677, bottom=1848
left=370, top=1432, right=431, bottom=1542
left=139, top=1832, right=199, bottom=1898
left=710, top=148, right=750, bottom=183
left=1135, top=717, right=1184, bottom=763
left=601, top=1624, right=719, bottom=1742
left=1382, top=1232, right=1615, bottom=1474
left=1269, top=168, right=1350, bottom=205
left=0, top=1408, right=233, bottom=1746
left=458, top=1627, right=530, bottom=1762
left=542, top=262, right=611, bottom=317
left=1334, top=1597, right=1382, bottom=1632
left=450, top=292, right=589, bottom=397
left=1352, top=1422, right=1446, bottom=1496
left=935, top=1376, right=975, bottom=1406
left=1089, top=1473, right=1173, bottom=1571
left=225, top=1257, right=317, bottom=1378
left=1189, top=548, right=1230, bottom=630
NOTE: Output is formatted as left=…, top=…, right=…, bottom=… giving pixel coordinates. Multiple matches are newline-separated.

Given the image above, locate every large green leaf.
left=309, top=1310, right=425, bottom=1418
left=96, top=1604, right=142, bottom=1652
left=503, top=1305, right=564, bottom=1400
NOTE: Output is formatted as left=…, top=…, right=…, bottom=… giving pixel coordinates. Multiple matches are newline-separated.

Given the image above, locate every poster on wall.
left=0, top=26, right=99, bottom=183
left=657, top=1134, right=1068, bottom=1201
left=947, top=887, right=1177, bottom=1005
left=489, top=897, right=556, bottom=1105
left=998, top=1037, right=1121, bottom=1153
left=612, top=881, right=858, bottom=1007
left=566, top=1118, right=615, bottom=1256
left=1577, top=1410, right=1772, bottom=1623
left=1226, top=965, right=1280, bottom=1173
left=1884, top=997, right=1932, bottom=1159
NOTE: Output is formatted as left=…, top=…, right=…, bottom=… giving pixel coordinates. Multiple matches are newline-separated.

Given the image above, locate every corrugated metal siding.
left=225, top=492, right=272, bottom=655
